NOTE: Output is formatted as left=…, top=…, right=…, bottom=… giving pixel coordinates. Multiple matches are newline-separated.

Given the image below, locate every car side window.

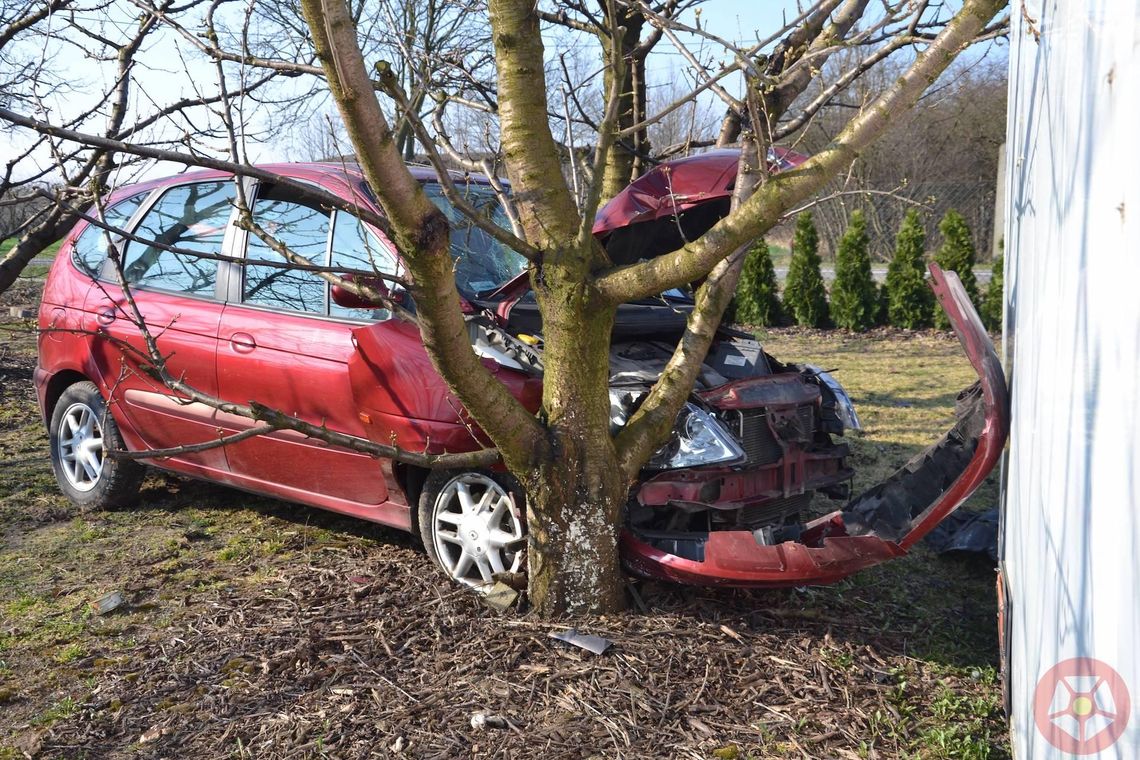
left=121, top=181, right=234, bottom=295
left=328, top=209, right=401, bottom=321
left=242, top=185, right=331, bottom=314
left=71, top=192, right=147, bottom=276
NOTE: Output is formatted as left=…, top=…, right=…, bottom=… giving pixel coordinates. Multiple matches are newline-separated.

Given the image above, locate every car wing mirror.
left=331, top=274, right=403, bottom=309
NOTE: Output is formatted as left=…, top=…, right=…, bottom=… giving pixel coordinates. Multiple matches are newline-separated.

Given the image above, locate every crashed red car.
left=35, top=151, right=1008, bottom=590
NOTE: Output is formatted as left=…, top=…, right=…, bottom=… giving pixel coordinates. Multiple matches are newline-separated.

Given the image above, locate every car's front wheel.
left=418, top=470, right=526, bottom=586
left=49, top=381, right=143, bottom=510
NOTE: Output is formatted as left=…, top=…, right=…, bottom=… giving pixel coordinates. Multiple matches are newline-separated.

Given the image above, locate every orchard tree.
left=783, top=212, right=830, bottom=328
left=0, top=0, right=1009, bottom=615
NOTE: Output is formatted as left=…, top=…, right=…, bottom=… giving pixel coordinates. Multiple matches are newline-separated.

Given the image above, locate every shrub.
left=980, top=247, right=1004, bottom=332
left=885, top=209, right=934, bottom=328
left=730, top=238, right=783, bottom=327
left=933, top=209, right=978, bottom=328
left=875, top=282, right=890, bottom=326
left=829, top=210, right=877, bottom=331
left=783, top=212, right=830, bottom=327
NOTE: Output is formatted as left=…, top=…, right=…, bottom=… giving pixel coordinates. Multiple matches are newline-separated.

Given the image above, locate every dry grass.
left=0, top=290, right=1007, bottom=759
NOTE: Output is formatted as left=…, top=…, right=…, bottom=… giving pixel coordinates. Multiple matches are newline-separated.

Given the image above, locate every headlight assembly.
left=804, top=365, right=862, bottom=432
left=645, top=403, right=746, bottom=471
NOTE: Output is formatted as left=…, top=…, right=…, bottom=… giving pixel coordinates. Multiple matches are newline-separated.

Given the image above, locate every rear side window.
left=71, top=193, right=147, bottom=275
left=121, top=181, right=235, bottom=295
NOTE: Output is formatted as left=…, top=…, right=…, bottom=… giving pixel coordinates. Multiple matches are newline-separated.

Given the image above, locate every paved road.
left=776, top=266, right=993, bottom=284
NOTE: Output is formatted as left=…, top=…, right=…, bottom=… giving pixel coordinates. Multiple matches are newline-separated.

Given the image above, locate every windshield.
left=423, top=181, right=528, bottom=296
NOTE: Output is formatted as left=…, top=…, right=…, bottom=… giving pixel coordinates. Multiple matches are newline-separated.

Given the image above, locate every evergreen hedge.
left=981, top=248, right=1004, bottom=332
left=783, top=212, right=830, bottom=328
left=731, top=238, right=783, bottom=327
left=933, top=209, right=979, bottom=328
left=829, top=210, right=877, bottom=331
left=885, top=208, right=935, bottom=328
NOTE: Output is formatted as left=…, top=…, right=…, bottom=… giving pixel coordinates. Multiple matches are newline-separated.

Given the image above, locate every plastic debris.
left=91, top=590, right=126, bottom=615
left=923, top=506, right=999, bottom=561
left=548, top=628, right=613, bottom=655
left=470, top=711, right=509, bottom=730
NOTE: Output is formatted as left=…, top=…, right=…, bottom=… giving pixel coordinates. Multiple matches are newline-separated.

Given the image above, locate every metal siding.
left=1005, top=1, right=1140, bottom=757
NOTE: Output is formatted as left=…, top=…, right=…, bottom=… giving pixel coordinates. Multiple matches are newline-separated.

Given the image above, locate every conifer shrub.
left=980, top=246, right=1004, bottom=332
left=829, top=210, right=877, bottom=331
left=782, top=212, right=830, bottom=328
left=933, top=209, right=979, bottom=328
left=730, top=238, right=783, bottom=327
left=885, top=208, right=934, bottom=328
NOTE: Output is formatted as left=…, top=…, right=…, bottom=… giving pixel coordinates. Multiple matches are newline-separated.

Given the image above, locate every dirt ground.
left=0, top=279, right=1009, bottom=759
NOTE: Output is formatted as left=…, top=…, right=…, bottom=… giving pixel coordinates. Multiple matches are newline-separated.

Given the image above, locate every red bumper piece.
left=621, top=264, right=1010, bottom=587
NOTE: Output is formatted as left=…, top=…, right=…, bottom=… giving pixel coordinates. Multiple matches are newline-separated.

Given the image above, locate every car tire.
left=417, top=469, right=526, bottom=586
left=49, top=381, right=144, bottom=510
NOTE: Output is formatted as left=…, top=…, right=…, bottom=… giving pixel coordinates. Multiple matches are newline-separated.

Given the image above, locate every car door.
left=85, top=178, right=235, bottom=473
left=215, top=179, right=402, bottom=509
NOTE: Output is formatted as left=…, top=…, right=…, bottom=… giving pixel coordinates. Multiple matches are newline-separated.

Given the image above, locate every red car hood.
left=591, top=147, right=808, bottom=237
left=485, top=147, right=808, bottom=315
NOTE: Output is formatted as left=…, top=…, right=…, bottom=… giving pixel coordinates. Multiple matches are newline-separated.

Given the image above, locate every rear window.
left=121, top=181, right=235, bottom=296
left=71, top=193, right=148, bottom=275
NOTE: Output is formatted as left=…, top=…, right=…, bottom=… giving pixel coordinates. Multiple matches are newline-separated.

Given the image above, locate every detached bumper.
left=620, top=264, right=1010, bottom=587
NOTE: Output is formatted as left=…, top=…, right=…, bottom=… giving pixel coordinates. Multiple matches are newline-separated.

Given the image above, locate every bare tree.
left=0, top=0, right=308, bottom=291
left=0, top=0, right=1008, bottom=616
left=799, top=54, right=1008, bottom=259
left=296, top=0, right=1007, bottom=614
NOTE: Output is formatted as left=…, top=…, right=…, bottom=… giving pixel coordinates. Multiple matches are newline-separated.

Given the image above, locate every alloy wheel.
left=430, top=473, right=524, bottom=585
left=57, top=402, right=105, bottom=492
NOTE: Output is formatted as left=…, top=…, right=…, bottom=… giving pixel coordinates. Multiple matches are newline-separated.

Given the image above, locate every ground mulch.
left=3, top=536, right=1004, bottom=759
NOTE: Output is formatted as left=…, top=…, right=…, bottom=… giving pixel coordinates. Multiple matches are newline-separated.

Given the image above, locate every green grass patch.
left=0, top=238, right=62, bottom=260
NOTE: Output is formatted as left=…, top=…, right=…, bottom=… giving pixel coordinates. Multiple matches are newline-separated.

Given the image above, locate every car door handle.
left=96, top=306, right=117, bottom=325
left=229, top=332, right=256, bottom=353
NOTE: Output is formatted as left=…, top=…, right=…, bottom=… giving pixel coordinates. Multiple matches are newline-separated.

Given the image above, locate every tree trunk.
left=523, top=265, right=627, bottom=615
left=0, top=214, right=73, bottom=293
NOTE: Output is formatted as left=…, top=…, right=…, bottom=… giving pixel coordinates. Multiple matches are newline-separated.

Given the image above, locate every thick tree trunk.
left=524, top=266, right=627, bottom=615
left=0, top=220, right=69, bottom=292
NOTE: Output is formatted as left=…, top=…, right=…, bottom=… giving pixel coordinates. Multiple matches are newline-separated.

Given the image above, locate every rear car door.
left=86, top=179, right=234, bottom=473
left=215, top=180, right=403, bottom=511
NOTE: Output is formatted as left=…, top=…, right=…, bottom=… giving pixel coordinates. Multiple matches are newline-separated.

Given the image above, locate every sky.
left=0, top=1, right=1004, bottom=184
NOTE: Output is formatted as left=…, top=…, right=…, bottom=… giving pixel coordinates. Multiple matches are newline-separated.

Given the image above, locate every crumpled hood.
left=591, top=147, right=807, bottom=237
left=484, top=146, right=808, bottom=322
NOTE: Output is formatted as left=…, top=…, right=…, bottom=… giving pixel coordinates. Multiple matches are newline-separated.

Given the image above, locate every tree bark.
left=525, top=284, right=626, bottom=615
left=598, top=7, right=647, bottom=204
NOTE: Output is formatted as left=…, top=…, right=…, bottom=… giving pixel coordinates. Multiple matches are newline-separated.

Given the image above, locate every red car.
left=35, top=152, right=1008, bottom=589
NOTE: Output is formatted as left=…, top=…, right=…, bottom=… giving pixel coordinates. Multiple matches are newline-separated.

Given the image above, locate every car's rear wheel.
left=49, top=381, right=143, bottom=510
left=418, top=470, right=526, bottom=586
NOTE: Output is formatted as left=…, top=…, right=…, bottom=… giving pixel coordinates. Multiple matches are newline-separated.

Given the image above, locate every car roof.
left=118, top=161, right=496, bottom=196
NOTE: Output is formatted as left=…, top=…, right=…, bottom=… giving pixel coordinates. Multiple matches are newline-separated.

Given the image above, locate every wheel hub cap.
left=432, top=474, right=524, bottom=586
left=58, top=402, right=105, bottom=492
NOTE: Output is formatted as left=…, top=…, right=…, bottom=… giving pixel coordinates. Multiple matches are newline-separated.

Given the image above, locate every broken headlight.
left=805, top=365, right=862, bottom=432
left=645, top=403, right=746, bottom=471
